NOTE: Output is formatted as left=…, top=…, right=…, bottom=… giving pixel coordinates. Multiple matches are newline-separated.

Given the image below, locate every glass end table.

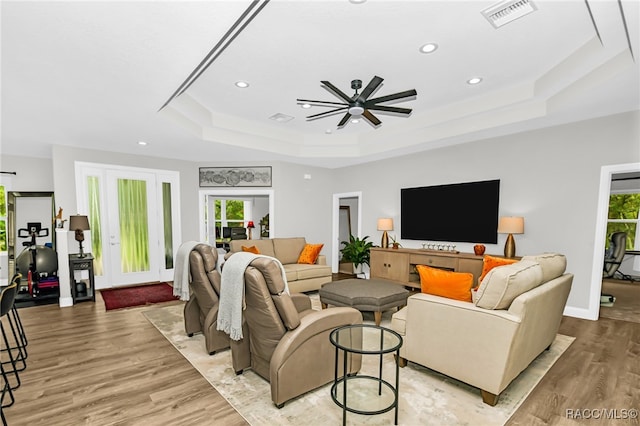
left=330, top=323, right=403, bottom=425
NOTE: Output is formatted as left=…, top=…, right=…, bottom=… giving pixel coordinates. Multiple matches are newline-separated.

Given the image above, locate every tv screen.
left=401, top=179, right=500, bottom=244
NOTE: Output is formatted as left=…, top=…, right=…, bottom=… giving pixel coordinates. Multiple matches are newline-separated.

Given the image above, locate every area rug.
left=144, top=301, right=574, bottom=425
left=101, top=282, right=178, bottom=311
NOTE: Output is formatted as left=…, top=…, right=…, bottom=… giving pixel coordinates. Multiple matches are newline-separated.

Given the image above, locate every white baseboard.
left=59, top=296, right=73, bottom=308
left=563, top=305, right=597, bottom=321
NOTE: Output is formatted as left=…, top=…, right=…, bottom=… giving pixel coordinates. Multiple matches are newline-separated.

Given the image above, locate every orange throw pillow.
left=416, top=265, right=474, bottom=302
left=479, top=255, right=518, bottom=282
left=241, top=245, right=260, bottom=254
left=297, top=243, right=324, bottom=264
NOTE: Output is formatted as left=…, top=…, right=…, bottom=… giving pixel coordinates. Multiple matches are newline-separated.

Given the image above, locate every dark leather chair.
left=603, top=232, right=627, bottom=279
left=183, top=244, right=231, bottom=355
left=235, top=256, right=362, bottom=408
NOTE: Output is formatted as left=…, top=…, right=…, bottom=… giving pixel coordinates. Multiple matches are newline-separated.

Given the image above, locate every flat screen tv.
left=401, top=179, right=500, bottom=244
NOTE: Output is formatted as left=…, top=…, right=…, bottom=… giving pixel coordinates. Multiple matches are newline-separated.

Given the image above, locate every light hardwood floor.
left=3, top=292, right=639, bottom=425
left=3, top=294, right=247, bottom=426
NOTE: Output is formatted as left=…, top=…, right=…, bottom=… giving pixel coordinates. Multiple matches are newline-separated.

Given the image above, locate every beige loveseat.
left=391, top=253, right=573, bottom=405
left=227, top=237, right=332, bottom=293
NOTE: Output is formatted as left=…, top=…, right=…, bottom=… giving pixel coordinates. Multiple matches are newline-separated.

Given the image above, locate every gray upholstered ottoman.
left=319, top=278, right=410, bottom=326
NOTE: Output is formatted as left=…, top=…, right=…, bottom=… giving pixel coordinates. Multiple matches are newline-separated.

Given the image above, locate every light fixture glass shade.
left=497, top=216, right=524, bottom=234
left=348, top=106, right=364, bottom=116
left=377, top=218, right=394, bottom=231
left=69, top=215, right=90, bottom=231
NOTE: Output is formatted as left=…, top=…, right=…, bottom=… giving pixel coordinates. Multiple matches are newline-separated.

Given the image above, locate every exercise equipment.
left=14, top=223, right=58, bottom=297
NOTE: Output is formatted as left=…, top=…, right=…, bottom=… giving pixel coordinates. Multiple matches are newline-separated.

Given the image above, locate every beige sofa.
left=391, top=253, right=573, bottom=405
left=227, top=237, right=332, bottom=293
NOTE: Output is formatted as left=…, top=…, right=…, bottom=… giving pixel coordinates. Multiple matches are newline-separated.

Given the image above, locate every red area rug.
left=101, top=283, right=178, bottom=311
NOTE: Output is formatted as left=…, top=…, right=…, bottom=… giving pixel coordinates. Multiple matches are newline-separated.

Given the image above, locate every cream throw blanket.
left=217, top=253, right=289, bottom=341
left=173, top=241, right=200, bottom=301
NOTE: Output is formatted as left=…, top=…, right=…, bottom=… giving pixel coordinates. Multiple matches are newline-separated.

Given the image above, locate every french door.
left=106, top=170, right=160, bottom=285
left=76, top=163, right=180, bottom=288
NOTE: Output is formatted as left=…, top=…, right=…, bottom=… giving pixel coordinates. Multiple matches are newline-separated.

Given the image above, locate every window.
left=0, top=177, right=11, bottom=254
left=0, top=184, right=6, bottom=252
left=204, top=197, right=251, bottom=244
left=606, top=193, right=640, bottom=250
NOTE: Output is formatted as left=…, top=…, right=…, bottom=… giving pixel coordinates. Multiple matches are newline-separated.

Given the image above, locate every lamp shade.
left=497, top=216, right=524, bottom=234
left=377, top=218, right=394, bottom=231
left=247, top=221, right=255, bottom=228
left=69, top=215, right=90, bottom=231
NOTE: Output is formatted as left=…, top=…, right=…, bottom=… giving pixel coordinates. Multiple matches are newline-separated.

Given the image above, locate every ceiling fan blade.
left=296, top=99, right=348, bottom=107
left=358, top=76, right=384, bottom=101
left=362, top=110, right=381, bottom=126
left=366, top=105, right=413, bottom=115
left=337, top=112, right=352, bottom=128
left=321, top=80, right=353, bottom=103
left=306, top=107, right=348, bottom=120
left=367, top=89, right=417, bottom=105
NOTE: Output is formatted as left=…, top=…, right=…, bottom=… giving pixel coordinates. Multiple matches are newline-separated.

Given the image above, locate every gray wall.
left=2, top=110, right=639, bottom=315
left=0, top=155, right=54, bottom=191
left=333, top=111, right=640, bottom=312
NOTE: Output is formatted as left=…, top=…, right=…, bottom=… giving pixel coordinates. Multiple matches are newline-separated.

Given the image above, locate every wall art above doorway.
left=199, top=166, right=272, bottom=187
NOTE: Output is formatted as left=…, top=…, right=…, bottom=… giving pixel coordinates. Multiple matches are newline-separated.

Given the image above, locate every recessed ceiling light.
left=419, top=43, right=438, bottom=54
left=301, top=103, right=311, bottom=109
left=137, top=141, right=148, bottom=146
left=349, top=0, right=367, bottom=4
left=467, top=77, right=483, bottom=85
left=351, top=119, right=360, bottom=124
left=325, top=129, right=332, bottom=134
left=235, top=81, right=249, bottom=88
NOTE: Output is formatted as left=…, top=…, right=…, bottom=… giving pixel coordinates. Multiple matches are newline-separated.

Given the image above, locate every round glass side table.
left=329, top=323, right=403, bottom=425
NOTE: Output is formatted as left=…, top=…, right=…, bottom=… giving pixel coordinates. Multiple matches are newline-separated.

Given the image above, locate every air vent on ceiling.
left=482, top=0, right=537, bottom=28
left=269, top=113, right=294, bottom=123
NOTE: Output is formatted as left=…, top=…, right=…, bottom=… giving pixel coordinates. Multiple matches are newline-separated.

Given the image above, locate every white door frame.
left=331, top=192, right=362, bottom=273
left=75, top=162, right=181, bottom=288
left=579, top=162, right=640, bottom=321
left=198, top=189, right=274, bottom=242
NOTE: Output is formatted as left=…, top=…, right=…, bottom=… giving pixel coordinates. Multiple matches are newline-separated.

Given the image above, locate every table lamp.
left=498, top=216, right=524, bottom=258
left=69, top=215, right=90, bottom=258
left=377, top=218, right=394, bottom=248
left=247, top=220, right=255, bottom=240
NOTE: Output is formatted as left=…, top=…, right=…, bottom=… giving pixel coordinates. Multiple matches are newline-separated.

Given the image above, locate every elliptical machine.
left=15, top=222, right=59, bottom=297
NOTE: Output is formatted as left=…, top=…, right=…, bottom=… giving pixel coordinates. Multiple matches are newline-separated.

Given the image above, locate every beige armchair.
left=392, top=254, right=573, bottom=405
left=183, top=244, right=231, bottom=355
left=236, top=257, right=363, bottom=408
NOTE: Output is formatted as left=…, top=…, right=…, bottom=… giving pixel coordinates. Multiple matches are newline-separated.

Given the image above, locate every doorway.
left=588, top=162, right=640, bottom=320
left=332, top=192, right=362, bottom=273
left=198, top=189, right=274, bottom=245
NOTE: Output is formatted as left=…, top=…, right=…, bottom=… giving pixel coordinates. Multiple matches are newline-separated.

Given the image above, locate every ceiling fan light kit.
left=297, top=75, right=417, bottom=129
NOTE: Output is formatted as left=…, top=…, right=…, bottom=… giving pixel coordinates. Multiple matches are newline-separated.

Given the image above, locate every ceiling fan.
left=297, top=76, right=417, bottom=128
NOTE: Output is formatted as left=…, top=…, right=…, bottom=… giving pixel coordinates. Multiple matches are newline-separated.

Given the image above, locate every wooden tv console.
left=370, top=247, right=486, bottom=290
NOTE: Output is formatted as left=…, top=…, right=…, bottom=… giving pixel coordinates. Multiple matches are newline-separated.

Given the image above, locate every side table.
left=69, top=254, right=95, bottom=303
left=329, top=324, right=403, bottom=425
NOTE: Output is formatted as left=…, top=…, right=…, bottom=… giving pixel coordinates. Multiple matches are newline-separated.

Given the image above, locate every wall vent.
left=269, top=113, right=294, bottom=123
left=482, top=0, right=537, bottom=28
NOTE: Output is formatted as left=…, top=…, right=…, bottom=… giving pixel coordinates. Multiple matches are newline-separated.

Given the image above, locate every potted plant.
left=340, top=235, right=374, bottom=274
left=390, top=235, right=402, bottom=250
